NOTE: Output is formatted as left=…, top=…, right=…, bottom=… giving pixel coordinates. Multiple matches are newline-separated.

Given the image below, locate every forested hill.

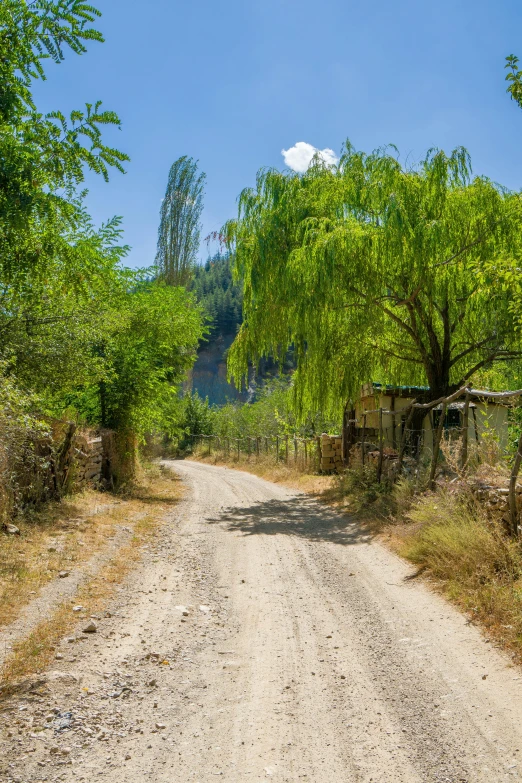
left=188, top=254, right=245, bottom=404
left=191, top=254, right=242, bottom=340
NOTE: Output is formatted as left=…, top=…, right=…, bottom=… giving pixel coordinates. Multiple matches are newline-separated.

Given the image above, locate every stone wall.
left=471, top=480, right=522, bottom=531
left=72, top=433, right=104, bottom=488
left=320, top=434, right=343, bottom=472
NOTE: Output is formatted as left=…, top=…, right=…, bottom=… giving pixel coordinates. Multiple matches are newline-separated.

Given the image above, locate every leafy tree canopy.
left=0, top=0, right=128, bottom=281
left=94, top=280, right=206, bottom=437
left=1, top=213, right=130, bottom=397
left=156, top=156, right=205, bottom=287
left=225, top=142, right=522, bottom=419
left=506, top=54, right=522, bottom=110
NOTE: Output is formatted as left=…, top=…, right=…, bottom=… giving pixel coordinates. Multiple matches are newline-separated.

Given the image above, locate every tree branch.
left=433, top=225, right=501, bottom=269
left=450, top=336, right=499, bottom=367
left=460, top=351, right=522, bottom=382
left=372, top=345, right=424, bottom=364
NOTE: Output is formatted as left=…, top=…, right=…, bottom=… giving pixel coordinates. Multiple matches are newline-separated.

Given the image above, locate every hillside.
left=188, top=254, right=295, bottom=404
left=188, top=254, right=247, bottom=404
left=192, top=253, right=243, bottom=341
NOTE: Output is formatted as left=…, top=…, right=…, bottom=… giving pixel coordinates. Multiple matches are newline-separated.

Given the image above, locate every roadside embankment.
left=0, top=465, right=183, bottom=690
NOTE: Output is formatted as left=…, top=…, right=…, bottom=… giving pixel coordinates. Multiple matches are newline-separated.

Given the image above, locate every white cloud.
left=281, top=141, right=339, bottom=173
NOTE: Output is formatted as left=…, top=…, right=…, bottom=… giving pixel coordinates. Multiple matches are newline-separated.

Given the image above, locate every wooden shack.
left=352, top=382, right=510, bottom=456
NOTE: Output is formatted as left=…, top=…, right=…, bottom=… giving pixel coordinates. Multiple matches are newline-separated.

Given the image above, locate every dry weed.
left=0, top=468, right=182, bottom=688
left=190, top=451, right=333, bottom=495
left=389, top=486, right=522, bottom=661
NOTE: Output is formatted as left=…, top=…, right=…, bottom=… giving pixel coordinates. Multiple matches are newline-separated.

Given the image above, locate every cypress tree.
left=155, top=156, right=206, bottom=286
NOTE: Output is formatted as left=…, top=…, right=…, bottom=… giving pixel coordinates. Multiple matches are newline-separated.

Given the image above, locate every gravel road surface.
left=5, top=460, right=522, bottom=782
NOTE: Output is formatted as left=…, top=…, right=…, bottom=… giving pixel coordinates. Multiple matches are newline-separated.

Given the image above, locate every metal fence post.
left=460, top=393, right=470, bottom=470
left=377, top=408, right=384, bottom=483
left=429, top=402, right=446, bottom=490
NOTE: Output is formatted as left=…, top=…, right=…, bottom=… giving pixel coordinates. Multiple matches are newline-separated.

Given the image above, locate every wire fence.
left=186, top=433, right=323, bottom=473
left=347, top=384, right=522, bottom=535
left=185, top=384, right=522, bottom=535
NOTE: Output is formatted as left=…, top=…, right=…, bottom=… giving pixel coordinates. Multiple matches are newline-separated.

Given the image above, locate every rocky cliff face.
left=188, top=255, right=293, bottom=405
left=187, top=335, right=248, bottom=405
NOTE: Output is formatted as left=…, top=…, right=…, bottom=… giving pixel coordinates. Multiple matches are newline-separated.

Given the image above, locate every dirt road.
left=4, top=460, right=522, bottom=782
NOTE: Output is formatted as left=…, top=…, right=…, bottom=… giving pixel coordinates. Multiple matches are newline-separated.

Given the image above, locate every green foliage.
left=180, top=392, right=214, bottom=436
left=63, top=279, right=206, bottom=438
left=0, top=212, right=130, bottom=398
left=210, top=379, right=336, bottom=439
left=0, top=0, right=128, bottom=283
left=177, top=379, right=336, bottom=449
left=506, top=54, right=522, bottom=110
left=1, top=1, right=104, bottom=116
left=0, top=3, right=205, bottom=491
left=191, top=253, right=242, bottom=340
left=156, top=157, right=206, bottom=287
left=337, top=463, right=392, bottom=510
left=176, top=392, right=215, bottom=450
left=225, top=143, right=522, bottom=420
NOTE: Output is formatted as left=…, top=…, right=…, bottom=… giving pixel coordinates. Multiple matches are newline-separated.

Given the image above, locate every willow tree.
left=506, top=55, right=522, bottom=110
left=155, top=156, right=205, bottom=286
left=224, top=143, right=522, bottom=420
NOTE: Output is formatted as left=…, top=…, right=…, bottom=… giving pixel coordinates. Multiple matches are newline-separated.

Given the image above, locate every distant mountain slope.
left=188, top=253, right=294, bottom=405
left=188, top=254, right=246, bottom=404
left=192, top=253, right=242, bottom=340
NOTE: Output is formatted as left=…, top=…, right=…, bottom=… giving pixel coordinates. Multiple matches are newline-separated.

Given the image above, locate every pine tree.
left=155, top=157, right=206, bottom=287
left=191, top=253, right=243, bottom=341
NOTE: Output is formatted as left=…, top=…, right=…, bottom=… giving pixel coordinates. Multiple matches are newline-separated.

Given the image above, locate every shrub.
left=0, top=373, right=51, bottom=520
left=396, top=486, right=522, bottom=658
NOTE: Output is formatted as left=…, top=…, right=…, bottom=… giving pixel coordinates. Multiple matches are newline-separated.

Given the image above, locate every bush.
left=334, top=463, right=393, bottom=512
left=0, top=374, right=51, bottom=520
left=177, top=392, right=215, bottom=452
left=396, top=486, right=522, bottom=658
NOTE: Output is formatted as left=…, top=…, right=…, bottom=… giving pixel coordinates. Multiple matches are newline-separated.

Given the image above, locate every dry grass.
left=0, top=491, right=121, bottom=629
left=191, top=450, right=334, bottom=496
left=385, top=486, right=522, bottom=661
left=0, top=467, right=183, bottom=689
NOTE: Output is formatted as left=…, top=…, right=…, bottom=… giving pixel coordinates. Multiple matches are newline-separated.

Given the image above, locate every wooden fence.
left=186, top=384, right=522, bottom=536
left=347, top=384, right=522, bottom=535
left=187, top=433, right=322, bottom=472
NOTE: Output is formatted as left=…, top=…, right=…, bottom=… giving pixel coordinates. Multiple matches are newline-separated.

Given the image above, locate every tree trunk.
left=102, top=429, right=138, bottom=488
left=408, top=374, right=452, bottom=456
left=55, top=422, right=76, bottom=494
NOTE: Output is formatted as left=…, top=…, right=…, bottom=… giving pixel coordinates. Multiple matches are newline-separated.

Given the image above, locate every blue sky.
left=33, top=0, right=522, bottom=267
